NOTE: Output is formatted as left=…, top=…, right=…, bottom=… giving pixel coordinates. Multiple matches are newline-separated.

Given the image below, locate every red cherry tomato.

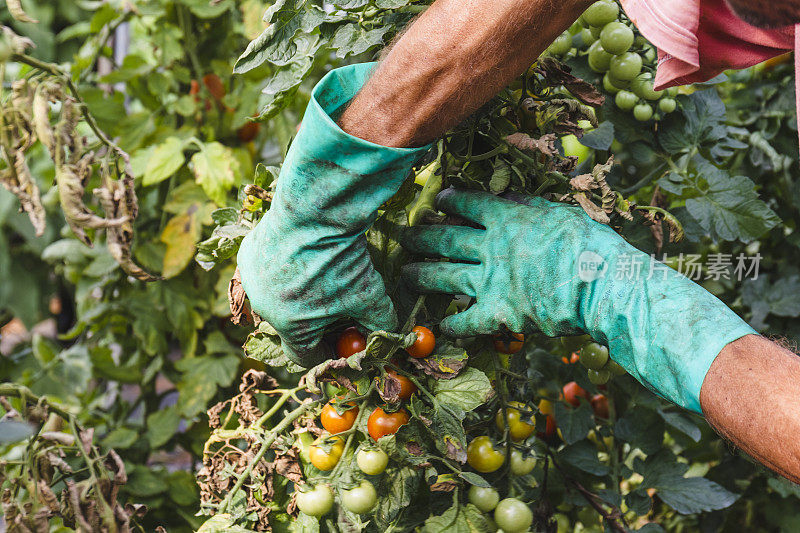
left=540, top=415, right=557, bottom=439
left=237, top=121, right=261, bottom=143
left=336, top=327, right=366, bottom=359
left=386, top=369, right=417, bottom=400
left=367, top=407, right=409, bottom=441
left=591, top=394, right=609, bottom=419
left=561, top=352, right=580, bottom=365
left=562, top=381, right=589, bottom=407
left=493, top=332, right=524, bottom=354
left=202, top=73, right=226, bottom=100
left=320, top=400, right=359, bottom=434
left=406, top=326, right=435, bottom=358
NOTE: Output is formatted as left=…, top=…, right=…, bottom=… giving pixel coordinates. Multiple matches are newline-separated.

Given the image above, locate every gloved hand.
left=400, top=189, right=755, bottom=413
left=237, top=63, right=430, bottom=367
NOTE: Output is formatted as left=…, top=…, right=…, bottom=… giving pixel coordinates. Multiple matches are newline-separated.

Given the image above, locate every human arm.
left=339, top=0, right=593, bottom=147
left=701, top=335, right=800, bottom=483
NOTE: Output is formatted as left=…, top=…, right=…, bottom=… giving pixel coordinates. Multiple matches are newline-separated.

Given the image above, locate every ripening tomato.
left=562, top=351, right=580, bottom=365
left=189, top=79, right=201, bottom=98
left=295, top=484, right=334, bottom=517
left=468, top=486, right=500, bottom=512
left=386, top=369, right=417, bottom=400
left=237, top=121, right=261, bottom=143
left=309, top=435, right=344, bottom=471
left=367, top=407, right=409, bottom=441
left=543, top=415, right=557, bottom=438
left=493, top=332, right=524, bottom=354
left=406, top=326, right=435, bottom=358
left=336, top=327, right=366, bottom=358
left=495, top=401, right=535, bottom=441
left=591, top=394, right=609, bottom=418
left=510, top=450, right=537, bottom=475
left=202, top=73, right=226, bottom=100
left=356, top=448, right=389, bottom=475
left=606, top=359, right=627, bottom=376
left=467, top=436, right=505, bottom=473
left=562, top=381, right=589, bottom=407
left=494, top=498, right=534, bottom=533
left=340, top=480, right=378, bottom=514
left=320, top=400, right=359, bottom=434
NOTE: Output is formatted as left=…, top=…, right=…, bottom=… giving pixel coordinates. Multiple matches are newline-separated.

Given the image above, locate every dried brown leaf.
left=505, top=132, right=558, bottom=157
left=573, top=193, right=610, bottom=224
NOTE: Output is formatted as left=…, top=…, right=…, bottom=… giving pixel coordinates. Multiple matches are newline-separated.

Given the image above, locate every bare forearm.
left=700, top=334, right=800, bottom=482
left=339, top=0, right=590, bottom=147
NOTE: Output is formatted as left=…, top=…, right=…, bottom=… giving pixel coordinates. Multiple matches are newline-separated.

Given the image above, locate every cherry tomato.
left=468, top=486, right=500, bottom=512
left=579, top=28, right=597, bottom=47
left=615, top=90, right=638, bottom=111
left=587, top=41, right=613, bottom=73
left=561, top=351, right=580, bottom=364
left=406, top=326, right=435, bottom=358
left=309, top=435, right=344, bottom=471
left=538, top=398, right=554, bottom=416
left=467, top=436, right=505, bottom=473
left=659, top=98, right=677, bottom=113
left=495, top=401, right=535, bottom=441
left=340, top=480, right=377, bottom=514
left=336, top=327, right=366, bottom=358
left=588, top=368, right=611, bottom=385
left=561, top=135, right=590, bottom=165
left=591, top=394, right=609, bottom=418
left=606, top=359, right=627, bottom=376
left=510, top=450, right=537, bottom=475
left=367, top=407, right=409, bottom=441
left=356, top=448, right=389, bottom=475
left=631, top=72, right=664, bottom=100
left=599, top=21, right=634, bottom=54
left=579, top=342, right=609, bottom=370
left=202, top=73, right=226, bottom=101
left=548, top=32, right=573, bottom=56
left=633, top=103, right=654, bottom=121
left=189, top=79, right=201, bottom=97
left=494, top=498, right=533, bottom=533
left=295, top=484, right=334, bottom=517
left=493, top=332, right=524, bottom=354
left=543, top=415, right=557, bottom=438
left=385, top=369, right=417, bottom=400
left=562, top=381, right=588, bottom=407
left=582, top=1, right=619, bottom=27
left=320, top=400, right=359, bottom=434
left=609, top=52, right=643, bottom=81
left=603, top=72, right=621, bottom=94
left=237, top=121, right=261, bottom=143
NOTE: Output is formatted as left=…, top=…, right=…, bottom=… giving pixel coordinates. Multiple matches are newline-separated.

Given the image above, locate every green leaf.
left=489, top=159, right=512, bottom=194
left=659, top=90, right=728, bottom=155
left=557, top=440, right=609, bottom=476
left=458, top=472, right=491, bottom=488
left=289, top=513, right=320, bottom=533
left=102, top=427, right=139, bottom=450
left=180, top=0, right=234, bottom=18
left=167, top=470, right=200, bottom=506
left=160, top=212, right=202, bottom=279
left=197, top=513, right=256, bottom=533
left=554, top=401, right=595, bottom=445
left=234, top=0, right=325, bottom=72
left=331, top=24, right=392, bottom=58
left=374, top=467, right=424, bottom=530
left=191, top=142, right=240, bottom=206
left=422, top=502, right=492, bottom=532
left=615, top=407, right=664, bottom=455
left=432, top=367, right=492, bottom=412
left=579, top=120, right=614, bottom=150
left=175, top=354, right=240, bottom=417
left=146, top=405, right=181, bottom=448
left=244, top=321, right=292, bottom=367
left=684, top=158, right=779, bottom=242
left=659, top=411, right=701, bottom=442
left=742, top=273, right=800, bottom=329
left=143, top=137, right=186, bottom=187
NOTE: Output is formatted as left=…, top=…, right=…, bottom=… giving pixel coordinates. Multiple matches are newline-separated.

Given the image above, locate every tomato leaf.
left=143, top=137, right=186, bottom=186
left=190, top=142, right=240, bottom=206
left=421, top=502, right=491, bottom=532
left=432, top=368, right=493, bottom=412
left=557, top=440, right=609, bottom=476
left=409, top=342, right=468, bottom=379
left=374, top=467, right=423, bottom=530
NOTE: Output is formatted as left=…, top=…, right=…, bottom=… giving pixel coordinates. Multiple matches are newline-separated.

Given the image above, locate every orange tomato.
left=493, top=332, right=524, bottom=354
left=237, top=121, right=261, bottom=143
left=561, top=351, right=580, bottom=364
left=336, top=327, right=366, bottom=359
left=202, top=73, right=226, bottom=101
left=320, top=400, right=359, bottom=434
left=386, top=369, right=417, bottom=400
left=562, top=381, right=588, bottom=407
left=591, top=394, right=609, bottom=419
left=406, top=326, right=435, bottom=358
left=367, top=407, right=409, bottom=441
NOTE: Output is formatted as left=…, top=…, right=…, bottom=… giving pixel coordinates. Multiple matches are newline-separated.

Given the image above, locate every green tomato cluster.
left=578, top=342, right=627, bottom=385
left=547, top=0, right=679, bottom=122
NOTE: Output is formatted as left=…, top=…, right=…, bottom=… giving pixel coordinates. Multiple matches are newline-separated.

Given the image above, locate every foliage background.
left=0, top=0, right=798, bottom=532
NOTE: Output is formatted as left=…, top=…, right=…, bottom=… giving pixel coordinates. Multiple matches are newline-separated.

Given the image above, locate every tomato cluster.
left=546, top=0, right=679, bottom=122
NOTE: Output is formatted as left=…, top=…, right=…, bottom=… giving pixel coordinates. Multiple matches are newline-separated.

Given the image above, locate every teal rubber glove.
left=400, top=189, right=756, bottom=413
left=237, top=63, right=430, bottom=367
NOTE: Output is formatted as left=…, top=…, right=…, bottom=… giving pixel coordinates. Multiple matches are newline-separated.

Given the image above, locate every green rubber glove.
left=237, top=63, right=430, bottom=367
left=400, top=189, right=756, bottom=413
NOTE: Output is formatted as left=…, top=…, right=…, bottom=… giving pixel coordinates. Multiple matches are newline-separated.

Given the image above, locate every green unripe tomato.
left=560, top=134, right=590, bottom=165
left=569, top=21, right=583, bottom=35
left=340, top=480, right=378, bottom=514
left=608, top=73, right=631, bottom=90
left=510, top=450, right=537, bottom=475
left=633, top=102, right=654, bottom=121
left=579, top=342, right=610, bottom=370
left=548, top=32, right=573, bottom=56
left=631, top=72, right=664, bottom=100
left=356, top=448, right=389, bottom=475
left=666, top=86, right=680, bottom=97
left=614, top=90, right=637, bottom=111
left=296, top=485, right=334, bottom=517
left=606, top=359, right=627, bottom=376
left=494, top=498, right=534, bottom=533
left=579, top=27, right=597, bottom=47
left=554, top=513, right=571, bottom=533
left=588, top=368, right=611, bottom=385
left=609, top=52, right=643, bottom=81
left=583, top=1, right=619, bottom=27
left=587, top=41, right=613, bottom=73
left=600, top=21, right=634, bottom=54
left=468, top=485, right=500, bottom=512
left=659, top=97, right=677, bottom=113
left=589, top=25, right=603, bottom=38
